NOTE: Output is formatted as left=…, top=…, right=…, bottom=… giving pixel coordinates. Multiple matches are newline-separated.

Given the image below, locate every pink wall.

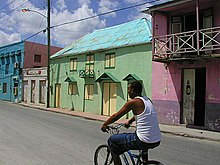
left=206, top=60, right=220, bottom=104
left=153, top=59, right=220, bottom=104
left=152, top=62, right=181, bottom=101
left=152, top=59, right=220, bottom=126
left=24, top=41, right=62, bottom=68
left=153, top=13, right=168, bottom=36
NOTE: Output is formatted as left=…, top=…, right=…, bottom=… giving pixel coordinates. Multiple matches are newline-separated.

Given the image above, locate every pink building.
left=24, top=41, right=62, bottom=68
left=145, top=0, right=220, bottom=132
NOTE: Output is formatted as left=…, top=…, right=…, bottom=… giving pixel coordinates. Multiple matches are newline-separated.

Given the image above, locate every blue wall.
left=0, top=41, right=24, bottom=102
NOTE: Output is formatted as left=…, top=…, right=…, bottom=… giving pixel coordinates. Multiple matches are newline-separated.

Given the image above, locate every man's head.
left=128, top=81, right=142, bottom=99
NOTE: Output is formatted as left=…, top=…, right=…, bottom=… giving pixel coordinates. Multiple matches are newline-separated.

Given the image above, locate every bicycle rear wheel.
left=94, top=144, right=113, bottom=165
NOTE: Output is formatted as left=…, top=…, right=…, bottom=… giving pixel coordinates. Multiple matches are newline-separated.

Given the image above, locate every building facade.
left=50, top=18, right=153, bottom=118
left=146, top=0, right=220, bottom=131
left=23, top=67, right=47, bottom=105
left=0, top=41, right=61, bottom=103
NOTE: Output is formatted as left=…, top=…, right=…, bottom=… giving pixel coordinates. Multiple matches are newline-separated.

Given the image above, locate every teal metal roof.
left=51, top=18, right=152, bottom=59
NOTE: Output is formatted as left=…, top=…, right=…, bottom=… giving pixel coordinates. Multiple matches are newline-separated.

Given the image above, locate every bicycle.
left=94, top=123, right=163, bottom=165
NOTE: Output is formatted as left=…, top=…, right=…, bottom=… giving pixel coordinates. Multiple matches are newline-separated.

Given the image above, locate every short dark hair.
left=130, top=81, right=142, bottom=94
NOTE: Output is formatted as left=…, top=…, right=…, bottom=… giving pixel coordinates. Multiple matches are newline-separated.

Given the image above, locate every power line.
left=0, top=0, right=30, bottom=20
left=0, top=0, right=16, bottom=11
left=23, top=0, right=161, bottom=41
left=51, top=0, right=159, bottom=29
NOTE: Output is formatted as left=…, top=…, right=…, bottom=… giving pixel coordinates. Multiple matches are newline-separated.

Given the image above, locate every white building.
left=23, top=67, right=47, bottom=106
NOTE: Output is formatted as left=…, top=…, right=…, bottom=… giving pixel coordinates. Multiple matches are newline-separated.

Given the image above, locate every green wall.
left=50, top=43, right=152, bottom=118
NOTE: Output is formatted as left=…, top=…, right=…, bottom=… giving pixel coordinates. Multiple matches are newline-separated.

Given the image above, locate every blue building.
left=0, top=42, right=23, bottom=102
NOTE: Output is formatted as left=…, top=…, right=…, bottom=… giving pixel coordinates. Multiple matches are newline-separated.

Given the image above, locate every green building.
left=50, top=18, right=152, bottom=118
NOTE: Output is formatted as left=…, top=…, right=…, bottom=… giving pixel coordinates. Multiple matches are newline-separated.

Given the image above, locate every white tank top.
left=134, top=96, right=161, bottom=143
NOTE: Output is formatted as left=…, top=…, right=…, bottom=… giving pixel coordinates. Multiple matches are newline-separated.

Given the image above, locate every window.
left=70, top=58, right=77, bottom=71
left=11, top=51, right=15, bottom=63
left=34, top=54, right=41, bottom=63
left=84, top=84, right=94, bottom=100
left=3, top=83, right=7, bottom=93
left=86, top=54, right=94, bottom=71
left=68, top=83, right=77, bottom=95
left=6, top=53, right=10, bottom=64
left=5, top=64, right=9, bottom=74
left=105, top=53, right=115, bottom=68
left=17, top=50, right=21, bottom=62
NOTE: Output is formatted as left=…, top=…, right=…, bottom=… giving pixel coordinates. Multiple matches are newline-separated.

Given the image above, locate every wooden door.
left=102, top=83, right=117, bottom=116
left=23, top=81, right=28, bottom=102
left=31, top=80, right=35, bottom=103
left=39, top=80, right=46, bottom=104
left=182, top=69, right=195, bottom=125
left=55, top=84, right=61, bottom=108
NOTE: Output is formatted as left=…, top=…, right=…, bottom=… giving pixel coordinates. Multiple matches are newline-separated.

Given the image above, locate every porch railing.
left=153, top=26, right=220, bottom=60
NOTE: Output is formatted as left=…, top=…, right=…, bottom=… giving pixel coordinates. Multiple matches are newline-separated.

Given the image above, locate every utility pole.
left=22, top=1, right=51, bottom=108
left=47, top=0, right=51, bottom=108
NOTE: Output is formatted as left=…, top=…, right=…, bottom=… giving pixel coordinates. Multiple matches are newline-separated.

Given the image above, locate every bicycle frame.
left=121, top=150, right=142, bottom=165
left=107, top=124, right=143, bottom=165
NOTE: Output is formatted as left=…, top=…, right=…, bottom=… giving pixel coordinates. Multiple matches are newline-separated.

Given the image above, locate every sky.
left=0, top=0, right=166, bottom=48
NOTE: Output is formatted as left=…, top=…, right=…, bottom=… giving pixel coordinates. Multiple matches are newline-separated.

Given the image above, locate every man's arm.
left=125, top=116, right=135, bottom=128
left=101, top=100, right=133, bottom=132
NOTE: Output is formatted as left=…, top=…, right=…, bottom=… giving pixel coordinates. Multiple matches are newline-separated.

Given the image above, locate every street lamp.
left=22, top=8, right=47, bottom=18
left=22, top=1, right=51, bottom=108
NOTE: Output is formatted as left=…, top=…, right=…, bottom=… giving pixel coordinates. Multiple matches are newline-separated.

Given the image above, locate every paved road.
left=0, top=101, right=220, bottom=165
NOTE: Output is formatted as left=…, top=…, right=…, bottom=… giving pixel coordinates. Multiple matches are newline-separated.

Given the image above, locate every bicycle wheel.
left=94, top=144, right=113, bottom=165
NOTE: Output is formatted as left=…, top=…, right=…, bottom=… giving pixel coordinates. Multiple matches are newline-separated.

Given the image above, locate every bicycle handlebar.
left=106, top=123, right=125, bottom=135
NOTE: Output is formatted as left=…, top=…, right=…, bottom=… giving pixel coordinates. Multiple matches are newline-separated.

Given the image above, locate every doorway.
left=102, top=83, right=117, bottom=116
left=182, top=68, right=206, bottom=126
left=39, top=80, right=46, bottom=104
left=23, top=81, right=28, bottom=102
left=31, top=80, right=35, bottom=103
left=55, top=84, right=61, bottom=108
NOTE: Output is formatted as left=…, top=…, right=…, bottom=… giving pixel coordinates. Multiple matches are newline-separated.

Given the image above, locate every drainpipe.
left=196, top=0, right=200, bottom=55
left=152, top=12, right=155, bottom=59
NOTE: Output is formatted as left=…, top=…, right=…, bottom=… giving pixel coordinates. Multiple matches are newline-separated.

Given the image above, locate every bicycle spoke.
left=94, top=145, right=113, bottom=165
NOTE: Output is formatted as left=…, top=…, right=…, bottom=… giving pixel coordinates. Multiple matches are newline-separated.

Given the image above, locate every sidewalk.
left=19, top=103, right=220, bottom=142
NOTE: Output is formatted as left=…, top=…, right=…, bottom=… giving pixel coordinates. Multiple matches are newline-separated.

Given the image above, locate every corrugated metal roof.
left=51, top=18, right=152, bottom=59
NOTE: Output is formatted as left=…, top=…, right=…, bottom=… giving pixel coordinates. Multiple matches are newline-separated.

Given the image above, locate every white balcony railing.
left=153, top=26, right=220, bottom=60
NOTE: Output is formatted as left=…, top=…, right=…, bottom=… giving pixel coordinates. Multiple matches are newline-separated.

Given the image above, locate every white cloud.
left=0, top=0, right=106, bottom=47
left=56, top=0, right=67, bottom=11
left=0, top=0, right=152, bottom=48
left=98, top=0, right=120, bottom=18
left=0, top=30, right=21, bottom=47
left=123, top=0, right=144, bottom=3
left=122, top=0, right=151, bottom=21
left=78, top=0, right=91, bottom=6
left=52, top=4, right=106, bottom=46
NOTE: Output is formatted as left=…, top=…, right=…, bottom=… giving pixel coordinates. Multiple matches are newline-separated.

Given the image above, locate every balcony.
left=79, top=69, right=94, bottom=78
left=153, top=26, right=220, bottom=62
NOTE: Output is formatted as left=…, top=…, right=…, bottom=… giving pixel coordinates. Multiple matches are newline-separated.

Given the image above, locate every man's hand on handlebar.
left=124, top=121, right=130, bottom=128
left=101, top=124, right=109, bottom=133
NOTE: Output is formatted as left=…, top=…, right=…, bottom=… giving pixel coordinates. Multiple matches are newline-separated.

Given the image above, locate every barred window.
left=84, top=84, right=94, bottom=100
left=86, top=54, right=94, bottom=71
left=68, top=83, right=77, bottom=95
left=3, top=83, right=7, bottom=93
left=70, top=58, right=77, bottom=71
left=34, top=54, right=41, bottom=63
left=105, top=53, right=115, bottom=68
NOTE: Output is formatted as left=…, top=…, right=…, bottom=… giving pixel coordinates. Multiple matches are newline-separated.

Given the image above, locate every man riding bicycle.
left=101, top=81, right=161, bottom=165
